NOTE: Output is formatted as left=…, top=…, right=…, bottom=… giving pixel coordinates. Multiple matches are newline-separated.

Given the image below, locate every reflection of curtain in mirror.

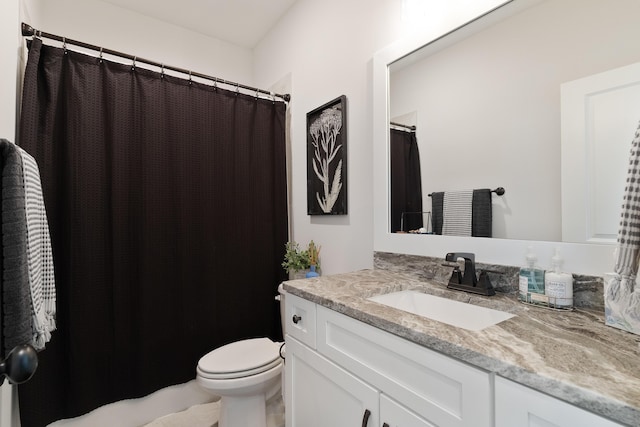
left=390, top=128, right=422, bottom=232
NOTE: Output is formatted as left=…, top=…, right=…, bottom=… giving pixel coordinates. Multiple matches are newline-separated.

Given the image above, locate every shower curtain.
left=17, top=38, right=288, bottom=427
left=390, top=128, right=422, bottom=232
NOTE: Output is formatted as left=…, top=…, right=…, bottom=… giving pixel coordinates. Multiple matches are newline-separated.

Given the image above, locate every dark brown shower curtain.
left=390, top=128, right=422, bottom=232
left=17, top=38, right=288, bottom=426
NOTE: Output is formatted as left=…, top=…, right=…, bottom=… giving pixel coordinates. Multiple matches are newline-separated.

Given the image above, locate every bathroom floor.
left=47, top=380, right=285, bottom=427
left=143, top=394, right=284, bottom=427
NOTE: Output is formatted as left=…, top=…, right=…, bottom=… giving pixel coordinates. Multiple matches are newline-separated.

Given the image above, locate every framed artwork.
left=307, top=95, right=347, bottom=215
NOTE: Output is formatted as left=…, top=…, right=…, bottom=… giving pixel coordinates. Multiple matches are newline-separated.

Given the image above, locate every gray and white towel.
left=442, top=190, right=473, bottom=236
left=17, top=146, right=56, bottom=349
left=609, top=121, right=640, bottom=314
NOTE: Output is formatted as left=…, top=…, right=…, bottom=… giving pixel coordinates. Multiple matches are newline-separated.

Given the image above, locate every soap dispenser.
left=544, top=248, right=573, bottom=308
left=518, top=247, right=545, bottom=303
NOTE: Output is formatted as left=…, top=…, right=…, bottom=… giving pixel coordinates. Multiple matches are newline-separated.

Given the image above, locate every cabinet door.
left=495, top=377, right=622, bottom=427
left=286, top=335, right=379, bottom=427
left=380, top=394, right=437, bottom=427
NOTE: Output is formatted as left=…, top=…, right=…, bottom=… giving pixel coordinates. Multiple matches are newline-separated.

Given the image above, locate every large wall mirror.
left=373, top=0, right=640, bottom=274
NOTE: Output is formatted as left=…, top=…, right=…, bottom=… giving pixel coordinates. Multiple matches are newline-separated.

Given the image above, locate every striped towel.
left=17, top=146, right=56, bottom=350
left=442, top=190, right=473, bottom=236
left=609, top=121, right=640, bottom=301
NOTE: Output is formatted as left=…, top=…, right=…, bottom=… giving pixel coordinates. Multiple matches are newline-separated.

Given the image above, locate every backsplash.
left=373, top=252, right=605, bottom=310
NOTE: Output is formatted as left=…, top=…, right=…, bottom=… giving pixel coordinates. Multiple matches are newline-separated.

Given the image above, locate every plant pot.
left=288, top=270, right=308, bottom=280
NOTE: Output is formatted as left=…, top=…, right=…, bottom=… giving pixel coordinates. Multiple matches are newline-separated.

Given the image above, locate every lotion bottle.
left=544, top=248, right=574, bottom=308
left=518, top=247, right=545, bottom=303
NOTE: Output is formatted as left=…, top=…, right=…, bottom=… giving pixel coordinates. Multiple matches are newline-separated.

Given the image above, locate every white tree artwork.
left=308, top=97, right=346, bottom=214
left=310, top=105, right=343, bottom=213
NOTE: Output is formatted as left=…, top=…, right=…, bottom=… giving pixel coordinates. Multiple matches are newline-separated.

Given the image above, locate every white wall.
left=0, top=0, right=22, bottom=424
left=29, top=0, right=253, bottom=85
left=252, top=0, right=512, bottom=275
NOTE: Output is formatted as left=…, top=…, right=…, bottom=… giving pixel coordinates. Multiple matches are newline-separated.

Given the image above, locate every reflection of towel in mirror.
left=431, top=192, right=444, bottom=235
left=472, top=189, right=492, bottom=238
left=431, top=189, right=492, bottom=237
left=442, top=190, right=473, bottom=236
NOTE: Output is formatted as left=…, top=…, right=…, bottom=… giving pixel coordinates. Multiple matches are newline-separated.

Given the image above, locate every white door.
left=285, top=336, right=379, bottom=427
left=561, top=61, right=640, bottom=243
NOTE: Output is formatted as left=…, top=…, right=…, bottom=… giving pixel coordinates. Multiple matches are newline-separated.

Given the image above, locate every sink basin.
left=367, top=290, right=515, bottom=331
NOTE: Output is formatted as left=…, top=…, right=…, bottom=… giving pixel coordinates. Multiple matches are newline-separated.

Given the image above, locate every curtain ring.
left=255, top=89, right=259, bottom=100
left=270, top=91, right=275, bottom=104
left=161, top=64, right=165, bottom=78
left=132, top=56, right=136, bottom=71
left=99, top=47, right=103, bottom=63
left=188, top=70, right=192, bottom=85
left=214, top=77, right=218, bottom=90
left=36, top=30, right=41, bottom=39
left=235, top=83, right=240, bottom=96
left=62, top=37, right=67, bottom=54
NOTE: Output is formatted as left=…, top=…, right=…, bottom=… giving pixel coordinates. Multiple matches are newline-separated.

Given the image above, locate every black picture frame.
left=307, top=95, right=348, bottom=215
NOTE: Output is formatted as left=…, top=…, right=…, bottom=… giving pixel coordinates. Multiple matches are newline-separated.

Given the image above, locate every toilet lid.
left=197, top=338, right=281, bottom=379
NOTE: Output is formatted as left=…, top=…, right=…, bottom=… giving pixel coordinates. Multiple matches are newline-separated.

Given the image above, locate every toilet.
left=196, top=285, right=286, bottom=427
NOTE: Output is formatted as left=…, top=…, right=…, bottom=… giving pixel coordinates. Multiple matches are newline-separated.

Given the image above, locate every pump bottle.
left=544, top=248, right=573, bottom=308
left=518, top=247, right=545, bottom=302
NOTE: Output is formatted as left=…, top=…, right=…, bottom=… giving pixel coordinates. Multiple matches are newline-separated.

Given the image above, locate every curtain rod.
left=390, top=121, right=416, bottom=131
left=21, top=23, right=291, bottom=103
left=428, top=187, right=506, bottom=197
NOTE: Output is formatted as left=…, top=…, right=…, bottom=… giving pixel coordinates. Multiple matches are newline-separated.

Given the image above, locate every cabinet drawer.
left=495, top=376, right=622, bottom=427
left=317, top=305, right=491, bottom=427
left=285, top=292, right=316, bottom=349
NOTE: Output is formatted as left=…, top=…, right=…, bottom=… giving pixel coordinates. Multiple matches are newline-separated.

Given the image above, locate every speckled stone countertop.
left=282, top=268, right=640, bottom=426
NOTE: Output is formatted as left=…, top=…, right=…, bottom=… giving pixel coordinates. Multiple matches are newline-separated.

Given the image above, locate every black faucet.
left=444, top=252, right=495, bottom=296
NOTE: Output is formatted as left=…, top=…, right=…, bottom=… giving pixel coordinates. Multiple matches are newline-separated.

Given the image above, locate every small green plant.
left=282, top=241, right=310, bottom=273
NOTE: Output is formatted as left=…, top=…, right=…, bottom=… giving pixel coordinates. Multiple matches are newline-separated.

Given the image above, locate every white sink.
left=367, top=290, right=515, bottom=331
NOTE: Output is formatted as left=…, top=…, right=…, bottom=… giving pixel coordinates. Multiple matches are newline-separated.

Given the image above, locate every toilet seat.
left=197, top=338, right=281, bottom=380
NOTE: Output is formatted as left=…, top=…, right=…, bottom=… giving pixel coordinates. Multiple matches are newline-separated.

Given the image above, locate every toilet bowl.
left=196, top=286, right=286, bottom=427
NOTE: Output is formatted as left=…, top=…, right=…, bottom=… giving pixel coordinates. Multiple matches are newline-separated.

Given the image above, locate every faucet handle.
left=445, top=252, right=475, bottom=263
left=449, top=266, right=463, bottom=285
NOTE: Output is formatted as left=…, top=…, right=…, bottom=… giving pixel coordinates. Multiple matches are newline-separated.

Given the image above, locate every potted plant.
left=282, top=241, right=310, bottom=280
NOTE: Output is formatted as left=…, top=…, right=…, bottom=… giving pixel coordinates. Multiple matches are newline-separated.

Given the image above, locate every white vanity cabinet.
left=284, top=293, right=492, bottom=427
left=495, top=377, right=623, bottom=427
left=286, top=336, right=380, bottom=426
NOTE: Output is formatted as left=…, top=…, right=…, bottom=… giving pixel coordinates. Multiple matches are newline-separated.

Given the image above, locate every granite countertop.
left=282, top=268, right=640, bottom=426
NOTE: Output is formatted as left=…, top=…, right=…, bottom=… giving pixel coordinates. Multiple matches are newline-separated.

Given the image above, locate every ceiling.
left=100, top=0, right=299, bottom=49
